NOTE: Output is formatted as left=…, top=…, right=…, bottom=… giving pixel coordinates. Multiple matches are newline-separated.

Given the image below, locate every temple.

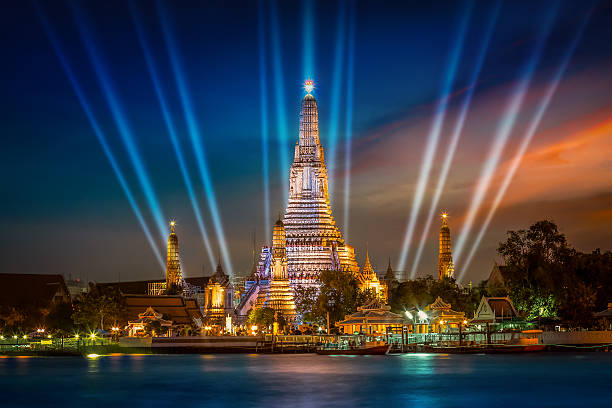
left=281, top=82, right=359, bottom=287
left=356, top=250, right=387, bottom=302
left=202, top=262, right=234, bottom=324
left=438, top=212, right=455, bottom=280
left=257, top=216, right=297, bottom=322
left=166, top=221, right=182, bottom=290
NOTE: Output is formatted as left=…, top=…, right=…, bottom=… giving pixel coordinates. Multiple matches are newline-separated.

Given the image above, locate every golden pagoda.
left=356, top=249, right=387, bottom=302
left=261, top=216, right=297, bottom=322
left=166, top=221, right=182, bottom=291
left=438, top=212, right=455, bottom=280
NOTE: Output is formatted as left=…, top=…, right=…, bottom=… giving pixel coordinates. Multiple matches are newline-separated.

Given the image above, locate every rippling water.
left=1, top=353, right=611, bottom=407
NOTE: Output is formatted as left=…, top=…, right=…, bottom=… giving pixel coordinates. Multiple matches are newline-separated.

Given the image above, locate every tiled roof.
left=0, top=273, right=70, bottom=307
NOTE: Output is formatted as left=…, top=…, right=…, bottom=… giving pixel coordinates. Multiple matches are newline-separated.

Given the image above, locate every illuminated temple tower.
left=166, top=221, right=182, bottom=290
left=263, top=216, right=297, bottom=321
left=356, top=250, right=387, bottom=302
left=438, top=213, right=455, bottom=280
left=283, top=81, right=359, bottom=286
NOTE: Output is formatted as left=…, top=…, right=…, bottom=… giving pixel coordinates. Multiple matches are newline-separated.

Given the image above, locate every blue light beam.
left=457, top=9, right=593, bottom=283
left=409, top=1, right=500, bottom=279
left=269, top=0, right=290, bottom=202
left=452, top=6, right=559, bottom=268
left=130, top=2, right=216, bottom=270
left=327, top=1, right=347, bottom=201
left=258, top=0, right=272, bottom=243
left=70, top=3, right=169, bottom=246
left=343, top=2, right=356, bottom=241
left=35, top=5, right=164, bottom=270
left=302, top=0, right=315, bottom=81
left=397, top=2, right=474, bottom=278
left=157, top=0, right=234, bottom=274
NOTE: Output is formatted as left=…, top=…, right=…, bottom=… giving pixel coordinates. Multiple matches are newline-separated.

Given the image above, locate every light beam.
left=409, top=1, right=500, bottom=279
left=258, top=0, right=272, bottom=243
left=157, top=0, right=234, bottom=274
left=269, top=0, right=290, bottom=202
left=327, top=1, right=347, bottom=201
left=70, top=3, right=169, bottom=246
left=457, top=9, right=593, bottom=282
left=130, top=2, right=216, bottom=269
left=343, top=1, right=356, bottom=241
left=35, top=4, right=164, bottom=269
left=397, top=1, right=473, bottom=279
left=302, top=0, right=315, bottom=81
left=453, top=6, right=559, bottom=268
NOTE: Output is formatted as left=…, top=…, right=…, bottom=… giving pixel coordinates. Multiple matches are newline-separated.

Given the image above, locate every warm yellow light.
left=440, top=320, right=445, bottom=325
left=23, top=335, right=27, bottom=339
left=0, top=336, right=4, bottom=340
left=251, top=325, right=258, bottom=332
left=463, top=320, right=468, bottom=325
left=441, top=212, right=448, bottom=219
left=75, top=334, right=79, bottom=339
left=170, top=220, right=176, bottom=227
left=90, top=333, right=96, bottom=339
left=47, top=335, right=52, bottom=339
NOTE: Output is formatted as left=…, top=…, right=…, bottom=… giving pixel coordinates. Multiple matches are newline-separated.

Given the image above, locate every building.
left=486, top=263, right=508, bottom=294
left=166, top=221, right=182, bottom=290
left=124, top=295, right=202, bottom=335
left=356, top=250, right=387, bottom=302
left=595, top=303, right=612, bottom=330
left=202, top=262, right=234, bottom=323
left=471, top=296, right=519, bottom=327
left=127, top=306, right=173, bottom=337
left=336, top=299, right=407, bottom=335
left=0, top=273, right=71, bottom=314
left=280, top=82, right=359, bottom=287
left=438, top=212, right=455, bottom=280
left=262, top=217, right=297, bottom=321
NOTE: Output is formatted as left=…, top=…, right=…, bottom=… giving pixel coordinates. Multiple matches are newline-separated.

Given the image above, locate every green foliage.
left=291, top=269, right=381, bottom=328
left=45, top=302, right=75, bottom=334
left=72, top=283, right=127, bottom=331
left=497, top=220, right=612, bottom=327
left=390, top=276, right=478, bottom=316
left=248, top=307, right=286, bottom=330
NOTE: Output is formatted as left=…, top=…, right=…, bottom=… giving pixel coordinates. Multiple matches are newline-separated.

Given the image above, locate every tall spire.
left=438, top=212, right=454, bottom=280
left=166, top=220, right=181, bottom=289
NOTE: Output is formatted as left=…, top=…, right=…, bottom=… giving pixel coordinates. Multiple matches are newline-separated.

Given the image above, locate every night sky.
left=2, top=0, right=611, bottom=284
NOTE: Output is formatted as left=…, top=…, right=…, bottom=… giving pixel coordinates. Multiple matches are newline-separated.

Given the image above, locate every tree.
left=248, top=307, right=286, bottom=331
left=45, top=302, right=75, bottom=335
left=72, top=284, right=127, bottom=331
left=293, top=285, right=319, bottom=324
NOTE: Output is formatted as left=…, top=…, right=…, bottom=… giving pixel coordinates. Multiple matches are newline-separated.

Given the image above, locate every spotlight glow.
left=303, top=79, right=315, bottom=95
left=409, top=1, right=500, bottom=279
left=343, top=3, right=356, bottom=241
left=71, top=4, right=169, bottom=248
left=397, top=2, right=473, bottom=278
left=158, top=1, right=234, bottom=274
left=35, top=4, right=164, bottom=269
left=258, top=0, right=272, bottom=243
left=457, top=9, right=593, bottom=282
left=131, top=3, right=216, bottom=269
left=453, top=7, right=558, bottom=268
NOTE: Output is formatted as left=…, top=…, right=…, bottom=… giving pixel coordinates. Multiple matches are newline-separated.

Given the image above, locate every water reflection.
left=0, top=354, right=611, bottom=407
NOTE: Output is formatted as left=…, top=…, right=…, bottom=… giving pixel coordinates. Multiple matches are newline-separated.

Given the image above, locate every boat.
left=316, top=336, right=390, bottom=355
left=316, top=344, right=390, bottom=355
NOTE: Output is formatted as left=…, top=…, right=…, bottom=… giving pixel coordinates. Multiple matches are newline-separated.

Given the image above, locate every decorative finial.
left=303, top=79, right=314, bottom=94
left=170, top=220, right=176, bottom=233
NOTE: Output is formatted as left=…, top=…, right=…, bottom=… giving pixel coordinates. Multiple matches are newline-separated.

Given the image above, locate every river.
left=1, top=353, right=611, bottom=407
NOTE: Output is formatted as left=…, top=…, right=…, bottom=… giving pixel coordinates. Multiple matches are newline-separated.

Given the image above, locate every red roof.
left=0, top=273, right=70, bottom=308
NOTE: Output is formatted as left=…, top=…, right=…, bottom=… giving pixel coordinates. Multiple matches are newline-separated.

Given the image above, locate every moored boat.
left=316, top=344, right=390, bottom=355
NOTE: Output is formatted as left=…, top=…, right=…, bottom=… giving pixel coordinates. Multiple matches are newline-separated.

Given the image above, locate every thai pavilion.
left=336, top=299, right=408, bottom=335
